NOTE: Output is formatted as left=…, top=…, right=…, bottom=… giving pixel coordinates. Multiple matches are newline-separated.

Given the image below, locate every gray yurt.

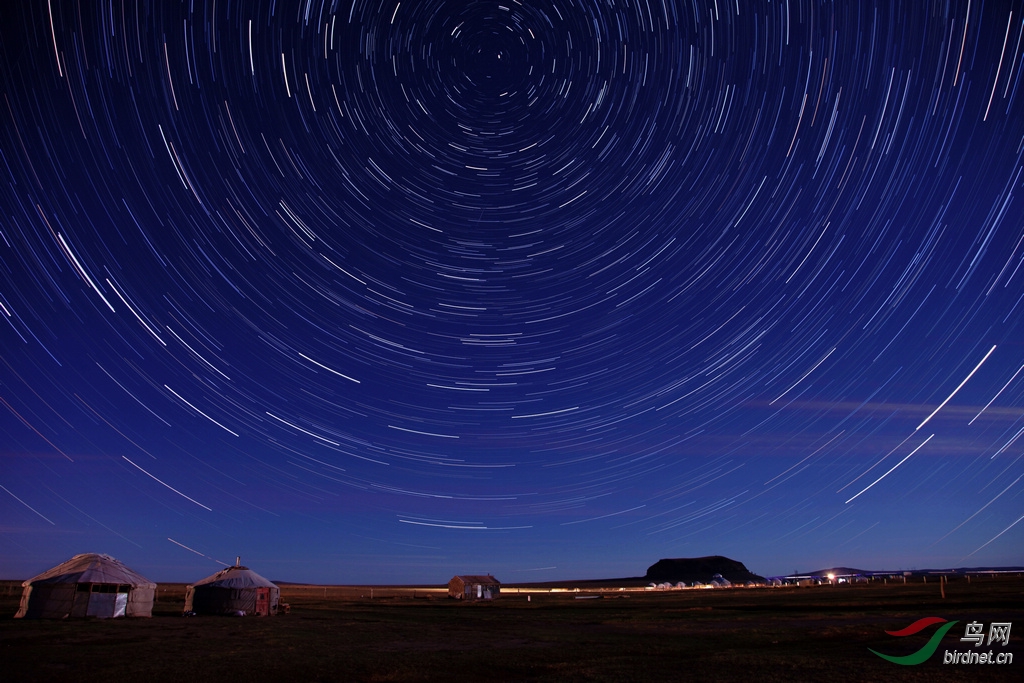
left=14, top=553, right=156, bottom=619
left=184, top=563, right=280, bottom=616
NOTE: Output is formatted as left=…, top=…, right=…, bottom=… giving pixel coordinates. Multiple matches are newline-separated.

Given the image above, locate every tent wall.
left=15, top=584, right=77, bottom=619
left=69, top=587, right=91, bottom=618
left=126, top=586, right=155, bottom=617
left=15, top=582, right=153, bottom=619
left=188, top=586, right=254, bottom=615
left=186, top=585, right=279, bottom=615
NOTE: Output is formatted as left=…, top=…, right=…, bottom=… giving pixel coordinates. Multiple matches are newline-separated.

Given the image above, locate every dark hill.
left=806, top=566, right=869, bottom=578
left=645, top=556, right=765, bottom=584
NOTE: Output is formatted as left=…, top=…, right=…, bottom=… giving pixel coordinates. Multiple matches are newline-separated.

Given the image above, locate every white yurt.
left=15, top=553, right=156, bottom=619
left=184, top=563, right=279, bottom=616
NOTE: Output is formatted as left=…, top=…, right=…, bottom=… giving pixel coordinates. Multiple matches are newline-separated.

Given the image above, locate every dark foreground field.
left=1, top=576, right=1021, bottom=682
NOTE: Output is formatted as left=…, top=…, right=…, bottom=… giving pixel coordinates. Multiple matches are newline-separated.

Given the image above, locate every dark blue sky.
left=2, top=0, right=1023, bottom=585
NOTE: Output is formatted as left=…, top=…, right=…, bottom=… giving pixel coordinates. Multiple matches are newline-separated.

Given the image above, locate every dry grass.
left=1, top=576, right=1021, bottom=681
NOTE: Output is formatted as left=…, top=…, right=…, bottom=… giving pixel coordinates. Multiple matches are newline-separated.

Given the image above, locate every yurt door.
left=255, top=587, right=269, bottom=615
left=70, top=584, right=92, bottom=617
left=86, top=587, right=117, bottom=617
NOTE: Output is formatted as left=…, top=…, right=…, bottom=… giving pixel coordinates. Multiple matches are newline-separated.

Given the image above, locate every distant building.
left=448, top=575, right=500, bottom=600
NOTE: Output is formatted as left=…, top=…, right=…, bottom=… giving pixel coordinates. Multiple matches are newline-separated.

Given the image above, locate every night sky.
left=2, top=1, right=1023, bottom=585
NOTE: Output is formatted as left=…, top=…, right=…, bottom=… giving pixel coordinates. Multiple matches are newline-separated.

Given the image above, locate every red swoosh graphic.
left=885, top=616, right=948, bottom=636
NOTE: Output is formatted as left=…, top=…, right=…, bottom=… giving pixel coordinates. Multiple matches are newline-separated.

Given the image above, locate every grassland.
left=1, top=575, right=1020, bottom=681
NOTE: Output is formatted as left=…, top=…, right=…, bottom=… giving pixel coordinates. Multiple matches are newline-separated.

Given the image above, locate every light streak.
left=846, top=434, right=934, bottom=504
left=122, top=456, right=212, bottom=511
left=917, top=345, right=996, bottom=430
left=0, top=483, right=55, bottom=524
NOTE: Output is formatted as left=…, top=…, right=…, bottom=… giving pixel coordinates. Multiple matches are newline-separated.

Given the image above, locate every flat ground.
left=1, top=576, right=1020, bottom=681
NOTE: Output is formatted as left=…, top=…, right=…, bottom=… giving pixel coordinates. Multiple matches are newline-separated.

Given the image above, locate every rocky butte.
left=644, top=556, right=766, bottom=585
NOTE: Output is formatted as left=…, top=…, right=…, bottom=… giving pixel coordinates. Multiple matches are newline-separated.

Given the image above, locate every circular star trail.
left=1, top=1, right=1023, bottom=583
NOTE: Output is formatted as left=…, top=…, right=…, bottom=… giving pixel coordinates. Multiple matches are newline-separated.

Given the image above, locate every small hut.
left=185, top=563, right=279, bottom=616
left=15, top=553, right=156, bottom=619
left=448, top=575, right=500, bottom=600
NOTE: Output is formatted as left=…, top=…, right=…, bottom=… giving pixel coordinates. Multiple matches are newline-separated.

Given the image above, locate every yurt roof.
left=24, top=553, right=156, bottom=588
left=190, top=565, right=277, bottom=589
left=452, top=575, right=500, bottom=584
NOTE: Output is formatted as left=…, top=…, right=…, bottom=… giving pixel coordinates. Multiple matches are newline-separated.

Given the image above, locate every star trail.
left=2, top=1, right=1023, bottom=584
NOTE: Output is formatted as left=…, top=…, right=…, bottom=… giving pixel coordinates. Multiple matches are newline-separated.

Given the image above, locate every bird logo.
left=869, top=617, right=959, bottom=665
